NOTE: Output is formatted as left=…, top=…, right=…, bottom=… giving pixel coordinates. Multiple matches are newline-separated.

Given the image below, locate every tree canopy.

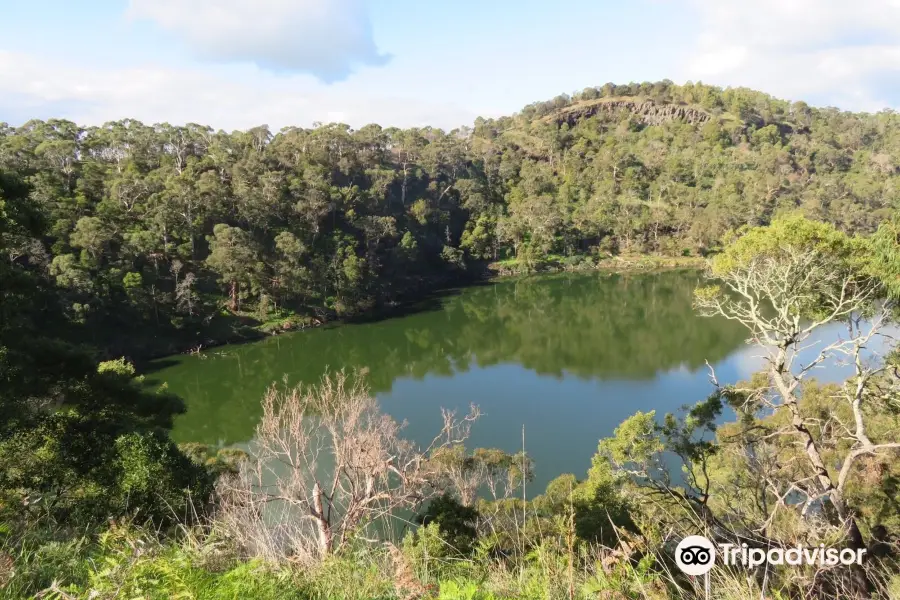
left=3, top=81, right=900, bottom=359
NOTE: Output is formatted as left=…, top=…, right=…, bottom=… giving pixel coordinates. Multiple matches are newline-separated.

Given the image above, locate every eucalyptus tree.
left=2, top=82, right=900, bottom=358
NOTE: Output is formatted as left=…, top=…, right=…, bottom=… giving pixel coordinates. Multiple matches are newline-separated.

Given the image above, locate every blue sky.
left=1, top=0, right=899, bottom=131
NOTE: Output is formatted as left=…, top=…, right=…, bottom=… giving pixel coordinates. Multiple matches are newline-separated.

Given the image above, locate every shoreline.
left=484, top=254, right=706, bottom=277
left=141, top=255, right=707, bottom=367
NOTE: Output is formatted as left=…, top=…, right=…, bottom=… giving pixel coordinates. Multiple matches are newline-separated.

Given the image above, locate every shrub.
left=114, top=432, right=213, bottom=524
left=415, top=494, right=480, bottom=555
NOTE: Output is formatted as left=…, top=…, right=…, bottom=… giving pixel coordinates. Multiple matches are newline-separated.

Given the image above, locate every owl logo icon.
left=676, top=535, right=716, bottom=576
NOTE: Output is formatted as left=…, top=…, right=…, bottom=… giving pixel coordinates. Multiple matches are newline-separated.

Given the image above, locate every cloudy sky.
left=1, top=0, right=899, bottom=131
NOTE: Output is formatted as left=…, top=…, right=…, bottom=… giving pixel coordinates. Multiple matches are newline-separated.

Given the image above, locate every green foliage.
left=0, top=536, right=92, bottom=597
left=594, top=393, right=727, bottom=524
left=581, top=554, right=665, bottom=599
left=709, top=215, right=864, bottom=277
left=531, top=469, right=636, bottom=547
left=867, top=217, right=900, bottom=301
left=114, top=432, right=212, bottom=522
left=70, top=216, right=112, bottom=262
left=0, top=175, right=210, bottom=529
left=403, top=521, right=472, bottom=584
left=178, top=442, right=249, bottom=476
left=698, top=215, right=883, bottom=323
left=206, top=223, right=265, bottom=310
left=41, top=527, right=307, bottom=600
left=2, top=82, right=899, bottom=360
left=289, top=546, right=397, bottom=600
left=0, top=408, right=211, bottom=525
left=441, top=245, right=467, bottom=270
left=437, top=580, right=499, bottom=600
left=97, top=356, right=137, bottom=378
left=574, top=462, right=637, bottom=543
left=121, top=270, right=142, bottom=290
left=416, top=494, right=480, bottom=555
left=599, top=410, right=664, bottom=466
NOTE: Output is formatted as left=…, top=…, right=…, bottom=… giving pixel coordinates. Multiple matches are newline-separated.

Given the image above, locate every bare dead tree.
left=695, top=239, right=899, bottom=563
left=427, top=446, right=534, bottom=506
left=428, top=445, right=481, bottom=506
left=216, top=370, right=480, bottom=563
left=174, top=271, right=197, bottom=316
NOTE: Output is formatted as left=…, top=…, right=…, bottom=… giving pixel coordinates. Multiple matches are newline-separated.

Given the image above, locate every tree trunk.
left=312, top=481, right=332, bottom=556
left=401, top=161, right=408, bottom=206
left=230, top=280, right=238, bottom=312
left=770, top=358, right=871, bottom=596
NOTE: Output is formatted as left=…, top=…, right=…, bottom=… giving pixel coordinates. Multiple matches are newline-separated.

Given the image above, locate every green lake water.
left=146, top=270, right=828, bottom=492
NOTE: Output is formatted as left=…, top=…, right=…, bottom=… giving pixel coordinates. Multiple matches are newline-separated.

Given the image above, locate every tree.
left=70, top=216, right=113, bottom=263
left=205, top=223, right=263, bottom=311
left=535, top=464, right=636, bottom=546
left=3, top=82, right=900, bottom=359
left=273, top=230, right=311, bottom=303
left=693, top=215, right=899, bottom=593
left=594, top=389, right=732, bottom=545
left=429, top=446, right=532, bottom=506
left=0, top=173, right=211, bottom=526
left=217, top=371, right=480, bottom=561
left=414, top=493, right=480, bottom=555
left=460, top=214, right=497, bottom=260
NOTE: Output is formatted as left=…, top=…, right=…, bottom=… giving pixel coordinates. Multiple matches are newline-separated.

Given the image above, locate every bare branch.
left=216, top=370, right=480, bottom=562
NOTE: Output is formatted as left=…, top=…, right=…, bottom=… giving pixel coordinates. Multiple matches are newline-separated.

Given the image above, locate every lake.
left=146, top=270, right=861, bottom=494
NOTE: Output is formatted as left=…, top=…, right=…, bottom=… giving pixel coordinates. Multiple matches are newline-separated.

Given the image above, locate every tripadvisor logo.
left=676, top=536, right=717, bottom=576
left=675, top=535, right=867, bottom=575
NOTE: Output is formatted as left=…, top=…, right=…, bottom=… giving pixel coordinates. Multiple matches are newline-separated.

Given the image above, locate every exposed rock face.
left=552, top=99, right=712, bottom=127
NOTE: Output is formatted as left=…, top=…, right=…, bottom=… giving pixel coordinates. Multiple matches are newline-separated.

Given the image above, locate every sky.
left=1, top=0, right=899, bottom=132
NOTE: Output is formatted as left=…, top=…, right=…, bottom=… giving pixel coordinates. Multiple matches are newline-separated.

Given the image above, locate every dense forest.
left=3, top=80, right=899, bottom=358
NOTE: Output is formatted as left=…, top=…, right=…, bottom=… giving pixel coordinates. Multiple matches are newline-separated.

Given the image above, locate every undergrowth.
left=5, top=522, right=896, bottom=600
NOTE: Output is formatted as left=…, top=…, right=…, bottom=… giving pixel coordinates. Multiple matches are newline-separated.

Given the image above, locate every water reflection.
left=150, top=270, right=758, bottom=490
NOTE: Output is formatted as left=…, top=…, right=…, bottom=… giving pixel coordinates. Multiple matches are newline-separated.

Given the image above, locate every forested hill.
left=2, top=80, right=899, bottom=358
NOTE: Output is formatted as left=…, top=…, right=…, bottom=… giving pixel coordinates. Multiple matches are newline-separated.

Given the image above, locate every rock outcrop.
left=550, top=99, right=712, bottom=127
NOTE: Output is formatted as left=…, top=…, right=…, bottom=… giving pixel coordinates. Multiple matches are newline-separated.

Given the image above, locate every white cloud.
left=126, top=0, right=389, bottom=82
left=683, top=0, right=900, bottom=110
left=5, top=0, right=900, bottom=131
left=0, top=52, right=478, bottom=131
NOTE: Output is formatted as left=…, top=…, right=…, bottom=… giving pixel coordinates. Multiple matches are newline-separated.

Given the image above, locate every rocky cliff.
left=550, top=98, right=712, bottom=127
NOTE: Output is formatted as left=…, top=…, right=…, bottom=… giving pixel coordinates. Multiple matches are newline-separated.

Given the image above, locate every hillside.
left=1, top=79, right=898, bottom=358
